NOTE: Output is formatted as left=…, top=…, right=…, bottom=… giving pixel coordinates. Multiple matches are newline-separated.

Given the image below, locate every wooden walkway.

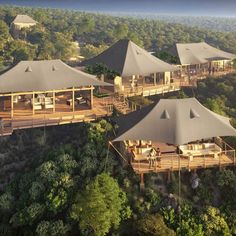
left=131, top=153, right=234, bottom=174
left=121, top=80, right=194, bottom=97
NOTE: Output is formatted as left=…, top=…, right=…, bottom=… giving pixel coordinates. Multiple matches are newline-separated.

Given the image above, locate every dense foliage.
left=0, top=5, right=236, bottom=69
left=130, top=15, right=236, bottom=33
left=1, top=5, right=236, bottom=236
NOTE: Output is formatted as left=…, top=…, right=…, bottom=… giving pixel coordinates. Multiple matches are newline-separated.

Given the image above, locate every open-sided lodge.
left=0, top=60, right=113, bottom=136
left=174, top=42, right=236, bottom=78
left=80, top=39, right=192, bottom=97
left=113, top=98, right=236, bottom=185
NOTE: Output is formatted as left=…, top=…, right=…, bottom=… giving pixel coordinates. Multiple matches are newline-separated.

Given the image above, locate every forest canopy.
left=0, top=5, right=236, bottom=69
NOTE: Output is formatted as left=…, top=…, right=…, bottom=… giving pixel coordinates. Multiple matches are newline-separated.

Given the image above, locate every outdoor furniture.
left=44, top=97, right=54, bottom=109
left=179, top=143, right=222, bottom=159
left=45, top=103, right=54, bottom=109
left=66, top=99, right=72, bottom=106
left=76, top=96, right=86, bottom=105
left=34, top=104, right=42, bottom=110
left=132, top=147, right=157, bottom=161
left=37, top=94, right=45, bottom=104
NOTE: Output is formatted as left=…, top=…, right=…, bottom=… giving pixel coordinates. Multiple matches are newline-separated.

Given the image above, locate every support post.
left=91, top=86, right=94, bottom=109
left=154, top=73, right=157, bottom=86
left=140, top=173, right=145, bottom=190
left=53, top=91, right=56, bottom=113
left=32, top=92, right=35, bottom=115
left=167, top=171, right=171, bottom=183
left=72, top=87, right=75, bottom=112
left=11, top=94, right=14, bottom=118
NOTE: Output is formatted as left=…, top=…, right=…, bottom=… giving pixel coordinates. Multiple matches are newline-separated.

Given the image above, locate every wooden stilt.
left=167, top=171, right=171, bottom=183
left=140, top=173, right=145, bottom=190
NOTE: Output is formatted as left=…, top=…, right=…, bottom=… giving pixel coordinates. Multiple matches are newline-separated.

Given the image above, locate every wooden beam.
left=0, top=87, right=95, bottom=98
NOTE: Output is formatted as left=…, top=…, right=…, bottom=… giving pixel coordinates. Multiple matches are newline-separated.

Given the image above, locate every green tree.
left=201, top=206, right=231, bottom=236
left=136, top=214, right=176, bottom=236
left=36, top=220, right=69, bottom=236
left=71, top=173, right=131, bottom=236
left=114, top=23, right=129, bottom=39
left=0, top=20, right=10, bottom=51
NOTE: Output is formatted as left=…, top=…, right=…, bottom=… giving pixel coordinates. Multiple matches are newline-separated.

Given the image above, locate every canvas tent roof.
left=80, top=39, right=178, bottom=77
left=12, top=15, right=37, bottom=24
left=113, top=98, right=236, bottom=145
left=175, top=42, right=236, bottom=65
left=0, top=60, right=112, bottom=94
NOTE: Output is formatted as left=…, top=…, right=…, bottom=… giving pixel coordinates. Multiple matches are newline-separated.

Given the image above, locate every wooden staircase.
left=113, top=94, right=132, bottom=114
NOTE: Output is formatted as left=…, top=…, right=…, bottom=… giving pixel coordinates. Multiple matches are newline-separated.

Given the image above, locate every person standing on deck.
left=156, top=148, right=162, bottom=167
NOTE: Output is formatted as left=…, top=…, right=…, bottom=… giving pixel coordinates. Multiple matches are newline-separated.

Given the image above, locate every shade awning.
left=0, top=60, right=112, bottom=94
left=113, top=98, right=236, bottom=145
left=80, top=39, right=178, bottom=77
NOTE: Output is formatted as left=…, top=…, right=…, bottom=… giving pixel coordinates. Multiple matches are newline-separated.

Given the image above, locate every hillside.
left=1, top=5, right=236, bottom=236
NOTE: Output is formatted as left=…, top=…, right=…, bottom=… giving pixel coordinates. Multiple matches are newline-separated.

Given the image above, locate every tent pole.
left=109, top=141, right=128, bottom=163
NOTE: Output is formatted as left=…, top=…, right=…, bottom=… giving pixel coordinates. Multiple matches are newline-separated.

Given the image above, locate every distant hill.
left=106, top=13, right=236, bottom=33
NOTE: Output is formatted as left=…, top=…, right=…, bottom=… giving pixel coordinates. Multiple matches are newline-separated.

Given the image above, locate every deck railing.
left=128, top=140, right=235, bottom=174
left=120, top=79, right=193, bottom=97
left=0, top=99, right=114, bottom=136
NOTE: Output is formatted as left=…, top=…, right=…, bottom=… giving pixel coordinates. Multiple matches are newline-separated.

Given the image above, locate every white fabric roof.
left=114, top=98, right=236, bottom=145
left=176, top=42, right=236, bottom=65
left=12, top=15, right=37, bottom=24
left=0, top=60, right=112, bottom=93
left=81, top=39, right=178, bottom=77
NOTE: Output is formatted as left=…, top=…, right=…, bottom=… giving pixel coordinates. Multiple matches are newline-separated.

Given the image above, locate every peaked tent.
left=113, top=98, right=236, bottom=145
left=175, top=42, right=236, bottom=65
left=12, top=14, right=37, bottom=24
left=80, top=39, right=178, bottom=77
left=0, top=60, right=112, bottom=94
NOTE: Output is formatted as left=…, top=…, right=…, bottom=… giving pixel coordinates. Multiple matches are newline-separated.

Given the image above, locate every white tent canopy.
left=0, top=60, right=112, bottom=94
left=176, top=42, right=236, bottom=65
left=80, top=39, right=178, bottom=77
left=113, top=98, right=236, bottom=145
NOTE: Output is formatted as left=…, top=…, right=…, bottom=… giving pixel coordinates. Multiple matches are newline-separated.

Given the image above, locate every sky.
left=0, top=0, right=236, bottom=17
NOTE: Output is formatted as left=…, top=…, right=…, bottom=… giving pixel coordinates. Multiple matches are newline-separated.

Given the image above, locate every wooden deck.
left=0, top=97, right=113, bottom=136
left=120, top=139, right=236, bottom=174
left=131, top=153, right=235, bottom=174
